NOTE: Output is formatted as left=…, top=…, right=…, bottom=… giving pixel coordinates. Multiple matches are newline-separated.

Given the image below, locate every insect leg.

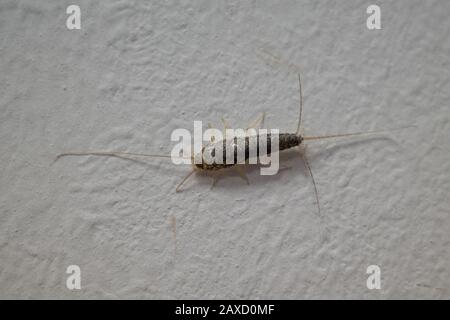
left=207, top=123, right=218, bottom=142
left=235, top=166, right=250, bottom=185
left=175, top=169, right=196, bottom=192
left=221, top=117, right=230, bottom=130
left=210, top=171, right=223, bottom=189
left=246, top=112, right=266, bottom=131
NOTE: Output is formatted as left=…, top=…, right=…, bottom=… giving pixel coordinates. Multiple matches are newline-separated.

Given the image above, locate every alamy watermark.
left=170, top=121, right=280, bottom=175
left=367, top=5, right=381, bottom=30
left=66, top=265, right=81, bottom=290
left=366, top=265, right=381, bottom=290
left=66, top=5, right=81, bottom=30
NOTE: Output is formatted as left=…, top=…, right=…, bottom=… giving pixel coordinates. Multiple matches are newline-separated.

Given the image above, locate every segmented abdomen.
left=195, top=133, right=301, bottom=170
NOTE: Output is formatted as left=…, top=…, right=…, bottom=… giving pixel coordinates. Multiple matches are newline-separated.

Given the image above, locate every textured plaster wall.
left=0, top=0, right=449, bottom=299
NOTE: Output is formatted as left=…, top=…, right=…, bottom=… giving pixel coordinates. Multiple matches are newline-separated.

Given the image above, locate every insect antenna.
left=55, top=150, right=197, bottom=192
left=54, top=151, right=193, bottom=165
left=55, top=151, right=175, bottom=161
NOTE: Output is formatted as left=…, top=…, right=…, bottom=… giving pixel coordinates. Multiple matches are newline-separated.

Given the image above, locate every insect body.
left=194, top=133, right=301, bottom=170
left=56, top=73, right=412, bottom=214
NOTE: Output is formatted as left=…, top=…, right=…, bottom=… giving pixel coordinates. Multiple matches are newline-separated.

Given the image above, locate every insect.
left=56, top=73, right=412, bottom=215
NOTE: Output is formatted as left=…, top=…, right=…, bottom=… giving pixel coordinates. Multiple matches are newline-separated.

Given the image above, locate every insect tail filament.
left=303, top=125, right=416, bottom=141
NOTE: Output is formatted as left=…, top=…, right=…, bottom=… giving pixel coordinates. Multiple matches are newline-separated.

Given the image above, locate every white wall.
left=0, top=0, right=448, bottom=299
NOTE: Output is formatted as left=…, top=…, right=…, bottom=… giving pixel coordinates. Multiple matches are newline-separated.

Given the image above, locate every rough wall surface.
left=0, top=0, right=449, bottom=299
